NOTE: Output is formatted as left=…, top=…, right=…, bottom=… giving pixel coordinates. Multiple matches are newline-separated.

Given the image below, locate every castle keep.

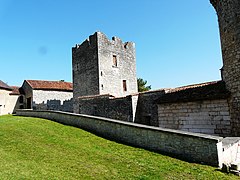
left=72, top=32, right=138, bottom=113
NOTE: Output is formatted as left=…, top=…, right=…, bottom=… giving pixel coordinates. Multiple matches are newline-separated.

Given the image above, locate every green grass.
left=0, top=115, right=238, bottom=179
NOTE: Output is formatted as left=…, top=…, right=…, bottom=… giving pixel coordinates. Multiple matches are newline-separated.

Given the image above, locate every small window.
left=123, top=80, right=127, bottom=91
left=113, top=55, right=117, bottom=67
left=101, top=84, right=104, bottom=90
left=101, top=71, right=103, bottom=76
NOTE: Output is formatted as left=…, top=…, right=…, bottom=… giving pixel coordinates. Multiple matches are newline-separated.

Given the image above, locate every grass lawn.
left=0, top=115, right=238, bottom=179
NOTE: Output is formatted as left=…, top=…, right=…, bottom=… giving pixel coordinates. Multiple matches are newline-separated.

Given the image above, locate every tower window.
left=113, top=55, right=117, bottom=67
left=123, top=80, right=127, bottom=91
left=101, top=84, right=104, bottom=90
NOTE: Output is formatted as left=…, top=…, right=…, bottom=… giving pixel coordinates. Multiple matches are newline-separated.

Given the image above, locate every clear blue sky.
left=0, top=0, right=222, bottom=89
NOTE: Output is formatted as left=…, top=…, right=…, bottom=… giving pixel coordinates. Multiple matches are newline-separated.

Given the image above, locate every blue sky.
left=0, top=0, right=222, bottom=89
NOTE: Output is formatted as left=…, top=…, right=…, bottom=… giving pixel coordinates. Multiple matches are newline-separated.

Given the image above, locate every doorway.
left=27, top=98, right=32, bottom=109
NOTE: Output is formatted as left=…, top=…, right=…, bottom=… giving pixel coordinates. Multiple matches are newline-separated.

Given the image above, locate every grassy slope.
left=0, top=115, right=237, bottom=179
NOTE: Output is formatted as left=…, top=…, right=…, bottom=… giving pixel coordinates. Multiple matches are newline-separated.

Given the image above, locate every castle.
left=1, top=0, right=239, bottom=137
left=11, top=0, right=240, bottom=168
left=72, top=0, right=240, bottom=137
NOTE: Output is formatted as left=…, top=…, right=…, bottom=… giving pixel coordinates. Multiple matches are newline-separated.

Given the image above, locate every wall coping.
left=16, top=109, right=223, bottom=142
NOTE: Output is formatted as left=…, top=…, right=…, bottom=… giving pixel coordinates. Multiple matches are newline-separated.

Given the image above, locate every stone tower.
left=210, top=0, right=240, bottom=135
left=72, top=32, right=138, bottom=113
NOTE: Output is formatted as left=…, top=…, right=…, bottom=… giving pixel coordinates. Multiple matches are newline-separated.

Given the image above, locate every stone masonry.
left=72, top=32, right=138, bottom=113
left=134, top=90, right=166, bottom=126
left=78, top=94, right=133, bottom=122
left=158, top=99, right=231, bottom=136
left=210, top=0, right=240, bottom=136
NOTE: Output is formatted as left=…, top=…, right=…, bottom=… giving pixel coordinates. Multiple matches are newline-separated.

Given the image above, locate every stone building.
left=21, top=80, right=73, bottom=112
left=72, top=32, right=138, bottom=113
left=0, top=80, right=22, bottom=115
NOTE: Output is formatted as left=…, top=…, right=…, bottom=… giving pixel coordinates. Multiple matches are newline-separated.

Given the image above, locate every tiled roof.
left=167, top=81, right=221, bottom=93
left=25, top=80, right=73, bottom=91
left=156, top=81, right=230, bottom=104
left=0, top=80, right=13, bottom=91
left=10, top=86, right=21, bottom=95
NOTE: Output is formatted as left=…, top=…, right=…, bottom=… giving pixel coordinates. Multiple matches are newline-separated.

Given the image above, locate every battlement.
left=72, top=32, right=98, bottom=53
left=97, top=31, right=135, bottom=51
left=72, top=32, right=135, bottom=53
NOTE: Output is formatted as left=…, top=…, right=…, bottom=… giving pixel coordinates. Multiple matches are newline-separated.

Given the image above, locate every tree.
left=137, top=78, right=151, bottom=92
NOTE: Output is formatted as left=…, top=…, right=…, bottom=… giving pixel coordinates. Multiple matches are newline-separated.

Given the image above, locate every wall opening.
left=123, top=80, right=127, bottom=91
left=113, top=55, right=117, bottom=67
left=27, top=98, right=32, bottom=109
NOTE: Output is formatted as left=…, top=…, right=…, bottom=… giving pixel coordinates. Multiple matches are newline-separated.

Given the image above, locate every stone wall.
left=158, top=99, right=231, bottom=136
left=61, top=98, right=73, bottom=112
left=135, top=90, right=165, bottom=126
left=78, top=90, right=165, bottom=124
left=79, top=94, right=133, bottom=122
left=210, top=0, right=240, bottom=136
left=72, top=33, right=99, bottom=113
left=16, top=109, right=224, bottom=167
left=76, top=81, right=233, bottom=136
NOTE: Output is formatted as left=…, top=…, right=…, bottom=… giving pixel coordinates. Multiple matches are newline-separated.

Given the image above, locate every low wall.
left=16, top=109, right=223, bottom=167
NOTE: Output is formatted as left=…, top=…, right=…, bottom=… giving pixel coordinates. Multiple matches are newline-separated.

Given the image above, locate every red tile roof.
left=25, top=80, right=73, bottom=91
left=167, top=81, right=221, bottom=93
left=10, top=86, right=21, bottom=95
left=0, top=80, right=13, bottom=91
left=156, top=80, right=230, bottom=104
